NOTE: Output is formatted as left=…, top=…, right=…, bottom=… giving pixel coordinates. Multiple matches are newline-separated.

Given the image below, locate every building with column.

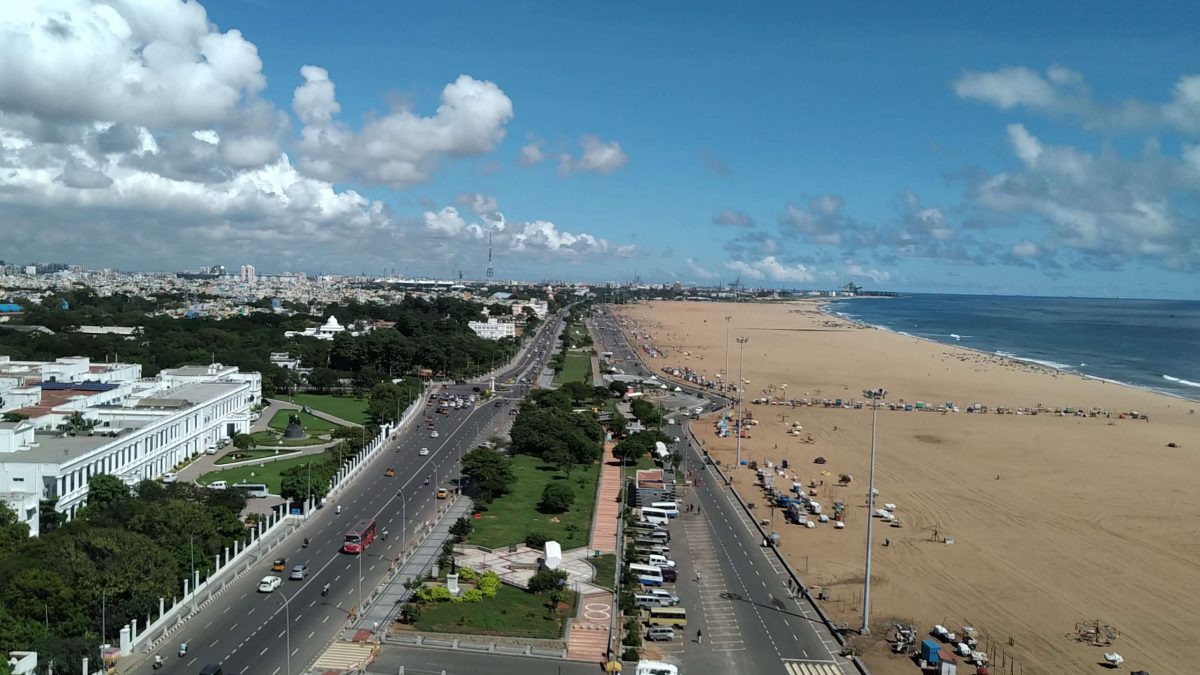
left=0, top=357, right=262, bottom=530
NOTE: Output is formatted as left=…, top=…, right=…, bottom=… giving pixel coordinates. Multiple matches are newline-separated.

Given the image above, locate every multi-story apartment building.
left=0, top=357, right=261, bottom=535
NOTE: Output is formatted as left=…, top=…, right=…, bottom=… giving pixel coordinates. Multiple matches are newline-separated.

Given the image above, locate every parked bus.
left=232, top=483, right=269, bottom=499
left=646, top=606, right=688, bottom=627
left=629, top=563, right=664, bottom=586
left=637, top=507, right=671, bottom=526
left=342, top=519, right=377, bottom=554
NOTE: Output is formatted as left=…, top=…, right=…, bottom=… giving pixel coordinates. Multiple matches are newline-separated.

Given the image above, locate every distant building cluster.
left=0, top=356, right=261, bottom=536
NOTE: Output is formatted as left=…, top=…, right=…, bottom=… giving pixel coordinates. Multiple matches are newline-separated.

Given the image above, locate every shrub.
left=621, top=648, right=640, bottom=662
left=622, top=630, right=642, bottom=647
left=539, top=483, right=575, bottom=513
left=449, top=516, right=474, bottom=541
left=525, top=531, right=549, bottom=548
left=457, top=567, right=478, bottom=582
left=527, top=568, right=568, bottom=593
left=462, top=588, right=484, bottom=603
left=478, top=571, right=501, bottom=597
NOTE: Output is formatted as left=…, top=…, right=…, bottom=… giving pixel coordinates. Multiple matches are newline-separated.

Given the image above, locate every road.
left=589, top=306, right=851, bottom=675
left=372, top=645, right=598, bottom=675
left=128, top=314, right=566, bottom=675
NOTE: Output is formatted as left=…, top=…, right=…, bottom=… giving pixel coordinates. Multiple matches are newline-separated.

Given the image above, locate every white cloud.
left=422, top=206, right=472, bottom=238
left=954, top=66, right=1199, bottom=135
left=294, top=67, right=513, bottom=188
left=843, top=261, right=891, bottom=284
left=457, top=192, right=499, bottom=216
left=713, top=208, right=755, bottom=228
left=1011, top=239, right=1042, bottom=257
left=558, top=135, right=629, bottom=175
left=519, top=141, right=545, bottom=166
left=779, top=194, right=862, bottom=246
left=724, top=256, right=816, bottom=283
left=506, top=220, right=635, bottom=258
left=685, top=258, right=719, bottom=281
left=973, top=125, right=1200, bottom=269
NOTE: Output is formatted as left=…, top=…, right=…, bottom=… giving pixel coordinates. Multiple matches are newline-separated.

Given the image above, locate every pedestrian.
left=694, top=570, right=701, bottom=582
left=373, top=620, right=380, bottom=634
left=696, top=629, right=703, bottom=644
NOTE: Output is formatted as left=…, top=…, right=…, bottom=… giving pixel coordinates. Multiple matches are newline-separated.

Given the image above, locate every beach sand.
left=611, top=300, right=1200, bottom=675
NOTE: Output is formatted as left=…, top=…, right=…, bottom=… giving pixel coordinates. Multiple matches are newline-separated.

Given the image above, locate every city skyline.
left=1, top=2, right=1198, bottom=298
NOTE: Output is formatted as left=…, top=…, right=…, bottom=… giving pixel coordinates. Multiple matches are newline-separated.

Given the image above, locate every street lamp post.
left=861, top=389, right=882, bottom=635
left=280, top=593, right=292, bottom=675
left=723, top=315, right=732, bottom=386
left=734, top=336, right=749, bottom=468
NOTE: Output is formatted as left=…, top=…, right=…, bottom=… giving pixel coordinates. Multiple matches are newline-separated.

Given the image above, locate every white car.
left=257, top=576, right=282, bottom=593
left=419, top=447, right=430, bottom=456
left=162, top=472, right=178, bottom=484
left=430, top=431, right=439, bottom=438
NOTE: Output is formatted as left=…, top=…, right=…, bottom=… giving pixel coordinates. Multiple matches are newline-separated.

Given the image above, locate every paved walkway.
left=566, top=591, right=612, bottom=662
left=351, top=496, right=476, bottom=637
left=588, top=441, right=621, bottom=555
left=455, top=545, right=607, bottom=595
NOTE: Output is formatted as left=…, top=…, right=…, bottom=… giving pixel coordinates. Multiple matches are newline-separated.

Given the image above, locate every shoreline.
left=611, top=300, right=1200, bottom=675
left=817, top=300, right=1200, bottom=404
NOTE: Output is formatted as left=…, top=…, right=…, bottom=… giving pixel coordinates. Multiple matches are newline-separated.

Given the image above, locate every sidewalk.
left=588, top=441, right=621, bottom=556
left=266, top=398, right=362, bottom=428
left=349, top=496, right=476, bottom=639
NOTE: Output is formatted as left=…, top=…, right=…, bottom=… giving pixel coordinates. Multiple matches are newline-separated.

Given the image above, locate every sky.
left=0, top=1, right=1198, bottom=298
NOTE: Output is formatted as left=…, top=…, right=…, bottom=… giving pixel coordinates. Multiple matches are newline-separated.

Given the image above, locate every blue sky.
left=1, top=1, right=1197, bottom=297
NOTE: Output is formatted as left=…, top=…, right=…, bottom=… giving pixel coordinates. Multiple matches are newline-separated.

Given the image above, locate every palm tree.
left=58, top=411, right=98, bottom=435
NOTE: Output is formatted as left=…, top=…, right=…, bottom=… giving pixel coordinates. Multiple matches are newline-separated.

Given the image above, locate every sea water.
left=827, top=294, right=1200, bottom=401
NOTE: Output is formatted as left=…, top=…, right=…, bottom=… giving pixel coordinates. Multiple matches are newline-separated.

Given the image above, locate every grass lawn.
left=198, top=451, right=331, bottom=493
left=553, top=351, right=592, bottom=386
left=590, top=553, right=616, bottom=590
left=412, top=584, right=575, bottom=639
left=470, top=455, right=599, bottom=549
left=283, top=393, right=369, bottom=425
left=248, top=430, right=328, bottom=448
left=214, top=447, right=301, bottom=465
left=267, top=409, right=341, bottom=432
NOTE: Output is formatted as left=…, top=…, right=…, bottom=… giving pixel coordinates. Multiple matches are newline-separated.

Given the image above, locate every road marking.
left=209, top=639, right=219, bottom=647
left=309, top=600, right=316, bottom=607
left=784, top=662, right=845, bottom=675
left=248, top=607, right=255, bottom=615
left=322, top=615, right=329, bottom=623
left=307, top=631, right=315, bottom=639
left=260, top=646, right=269, bottom=656
left=230, top=622, right=238, bottom=630
left=223, top=605, right=230, bottom=613
left=277, top=630, right=286, bottom=638
left=292, top=648, right=299, bottom=656
left=204, top=621, right=212, bottom=629
left=272, top=669, right=280, bottom=675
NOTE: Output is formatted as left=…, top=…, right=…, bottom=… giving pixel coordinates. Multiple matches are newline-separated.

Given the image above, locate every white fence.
left=128, top=386, right=429, bottom=656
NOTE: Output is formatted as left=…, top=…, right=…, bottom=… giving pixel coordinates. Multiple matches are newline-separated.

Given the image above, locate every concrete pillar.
left=83, top=657, right=88, bottom=675
left=224, top=546, right=230, bottom=566
left=214, top=554, right=220, bottom=573
left=119, top=625, right=131, bottom=656
left=184, top=579, right=189, bottom=598
left=234, top=540, right=240, bottom=556
left=159, top=598, right=164, bottom=619
left=131, top=618, right=138, bottom=642
left=193, top=570, right=200, bottom=591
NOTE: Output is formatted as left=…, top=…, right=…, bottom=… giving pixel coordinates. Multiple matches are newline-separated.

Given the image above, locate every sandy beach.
left=611, top=300, right=1200, bottom=675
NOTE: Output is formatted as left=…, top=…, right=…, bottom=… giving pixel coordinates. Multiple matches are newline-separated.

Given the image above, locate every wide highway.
left=130, top=314, right=564, bottom=675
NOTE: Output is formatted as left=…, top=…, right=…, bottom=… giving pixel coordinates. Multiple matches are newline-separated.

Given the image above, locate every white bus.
left=629, top=563, right=664, bottom=586
left=650, top=502, right=679, bottom=518
left=233, top=483, right=269, bottom=498
left=638, top=507, right=671, bottom=525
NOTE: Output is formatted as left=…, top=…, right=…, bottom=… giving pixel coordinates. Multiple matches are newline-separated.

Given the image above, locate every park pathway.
left=566, top=591, right=613, bottom=662
left=588, top=441, right=622, bottom=555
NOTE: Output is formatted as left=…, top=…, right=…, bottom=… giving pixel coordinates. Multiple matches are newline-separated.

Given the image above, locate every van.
left=660, top=567, right=677, bottom=583
left=647, top=588, right=680, bottom=605
left=199, top=665, right=223, bottom=675
left=208, top=480, right=227, bottom=490
left=645, top=554, right=676, bottom=569
left=645, top=626, right=676, bottom=642
left=645, top=529, right=670, bottom=543
left=650, top=502, right=679, bottom=518
left=634, top=593, right=672, bottom=609
left=629, top=563, right=664, bottom=587
left=638, top=508, right=671, bottom=526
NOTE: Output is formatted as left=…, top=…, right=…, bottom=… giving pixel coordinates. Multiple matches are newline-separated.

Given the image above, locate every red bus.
left=342, top=519, right=377, bottom=554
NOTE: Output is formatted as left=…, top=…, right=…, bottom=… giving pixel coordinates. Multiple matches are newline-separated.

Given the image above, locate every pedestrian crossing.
left=783, top=661, right=845, bottom=675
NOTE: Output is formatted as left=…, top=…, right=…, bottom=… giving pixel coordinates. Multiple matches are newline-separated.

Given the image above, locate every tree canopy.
left=461, top=447, right=515, bottom=505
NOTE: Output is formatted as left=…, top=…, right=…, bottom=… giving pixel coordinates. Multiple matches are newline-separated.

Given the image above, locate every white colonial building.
left=0, top=357, right=261, bottom=534
left=468, top=318, right=517, bottom=340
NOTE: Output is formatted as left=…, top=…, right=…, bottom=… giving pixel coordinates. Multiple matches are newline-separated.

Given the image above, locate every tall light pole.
left=280, top=593, right=292, bottom=675
left=723, top=315, right=732, bottom=389
left=734, top=336, right=749, bottom=468
left=357, top=549, right=363, bottom=620
left=861, top=389, right=883, bottom=635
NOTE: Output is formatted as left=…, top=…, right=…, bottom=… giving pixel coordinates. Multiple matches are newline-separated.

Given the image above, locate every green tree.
left=608, top=380, right=630, bottom=397
left=448, top=517, right=474, bottom=542
left=232, top=433, right=255, bottom=452
left=367, top=381, right=405, bottom=424
left=562, top=380, right=594, bottom=402
left=629, top=398, right=662, bottom=428
left=57, top=411, right=98, bottom=435
left=306, top=367, right=338, bottom=392
left=527, top=568, right=568, bottom=593
left=608, top=411, right=628, bottom=438
left=612, top=430, right=672, bottom=463
left=461, top=447, right=515, bottom=504
left=80, top=474, right=130, bottom=520
left=1, top=412, right=29, bottom=423
left=0, top=504, right=29, bottom=559
left=539, top=483, right=575, bottom=513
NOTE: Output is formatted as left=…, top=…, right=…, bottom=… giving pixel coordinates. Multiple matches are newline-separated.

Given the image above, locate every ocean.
left=826, top=294, right=1200, bottom=401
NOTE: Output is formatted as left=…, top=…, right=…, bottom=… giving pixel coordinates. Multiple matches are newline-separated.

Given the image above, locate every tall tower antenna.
left=486, top=230, right=495, bottom=279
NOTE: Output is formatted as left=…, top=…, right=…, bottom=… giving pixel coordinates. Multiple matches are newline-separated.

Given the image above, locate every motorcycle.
left=302, top=537, right=309, bottom=548
left=178, top=642, right=188, bottom=657
left=153, top=655, right=164, bottom=670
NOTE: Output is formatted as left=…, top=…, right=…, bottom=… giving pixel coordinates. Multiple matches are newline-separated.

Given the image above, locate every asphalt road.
left=373, top=645, right=599, bottom=675
left=590, top=307, right=849, bottom=675
left=131, top=316, right=565, bottom=675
